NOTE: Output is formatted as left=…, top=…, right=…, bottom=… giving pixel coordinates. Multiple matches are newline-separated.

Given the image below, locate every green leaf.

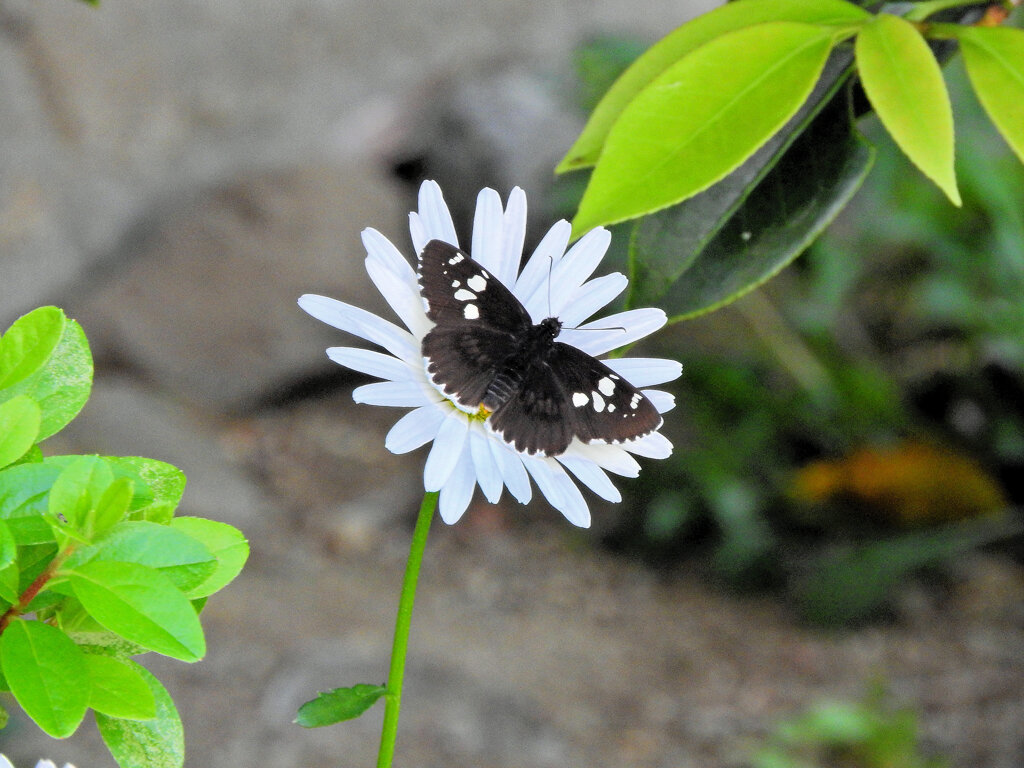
left=630, top=92, right=875, bottom=319
left=854, top=13, right=960, bottom=205
left=86, top=655, right=157, bottom=720
left=0, top=395, right=41, bottom=470
left=0, top=463, right=62, bottom=544
left=958, top=26, right=1024, bottom=166
left=295, top=683, right=387, bottom=728
left=0, top=619, right=90, bottom=738
left=0, top=316, right=93, bottom=441
left=558, top=0, right=870, bottom=171
left=169, top=517, right=248, bottom=598
left=108, top=457, right=186, bottom=524
left=0, top=306, right=66, bottom=390
left=64, top=521, right=217, bottom=595
left=67, top=560, right=206, bottom=662
left=91, top=477, right=135, bottom=535
left=96, top=665, right=184, bottom=768
left=573, top=21, right=842, bottom=234
left=0, top=563, right=19, bottom=605
left=0, top=518, right=17, bottom=571
left=49, top=455, right=114, bottom=530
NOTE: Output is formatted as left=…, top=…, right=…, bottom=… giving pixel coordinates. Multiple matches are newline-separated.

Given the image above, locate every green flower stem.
left=376, top=490, right=438, bottom=768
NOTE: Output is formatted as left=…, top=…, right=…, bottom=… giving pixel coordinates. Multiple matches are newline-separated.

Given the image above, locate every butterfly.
left=417, top=239, right=662, bottom=456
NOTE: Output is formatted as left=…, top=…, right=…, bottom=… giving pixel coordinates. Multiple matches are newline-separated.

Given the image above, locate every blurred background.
left=1, top=0, right=1022, bottom=766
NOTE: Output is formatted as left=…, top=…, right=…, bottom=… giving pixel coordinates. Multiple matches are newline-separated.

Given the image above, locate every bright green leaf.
left=958, top=26, right=1024, bottom=166
left=0, top=396, right=41, bottom=470
left=64, top=521, right=217, bottom=595
left=96, top=665, right=184, bottom=768
left=49, top=455, right=114, bottom=530
left=108, top=456, right=186, bottom=524
left=91, top=477, right=135, bottom=536
left=169, top=517, right=248, bottom=598
left=86, top=655, right=157, bottom=720
left=67, top=560, right=206, bottom=662
left=0, top=563, right=19, bottom=604
left=0, top=519, right=16, bottom=571
left=573, top=22, right=841, bottom=234
left=295, top=683, right=387, bottom=727
left=855, top=13, right=960, bottom=205
left=0, top=317, right=93, bottom=441
left=0, top=619, right=90, bottom=738
left=630, top=94, right=875, bottom=319
left=558, top=0, right=871, bottom=171
left=0, top=307, right=66, bottom=390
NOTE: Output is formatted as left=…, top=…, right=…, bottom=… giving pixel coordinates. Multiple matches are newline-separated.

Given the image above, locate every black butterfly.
left=417, top=239, right=662, bottom=456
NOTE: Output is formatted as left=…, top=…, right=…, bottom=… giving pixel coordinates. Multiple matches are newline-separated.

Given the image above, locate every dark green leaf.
left=295, top=684, right=387, bottom=728
left=169, top=517, right=248, bottom=598
left=67, top=560, right=206, bottom=662
left=0, top=306, right=65, bottom=390
left=0, top=618, right=90, bottom=738
left=96, top=665, right=185, bottom=768
left=0, top=317, right=92, bottom=441
left=86, top=655, right=157, bottom=720
left=630, top=87, right=874, bottom=319
left=0, top=395, right=41, bottom=470
left=64, top=521, right=217, bottom=595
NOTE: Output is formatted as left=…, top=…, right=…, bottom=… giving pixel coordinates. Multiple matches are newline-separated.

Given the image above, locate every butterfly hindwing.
left=418, top=239, right=531, bottom=334
left=486, top=359, right=574, bottom=456
left=545, top=342, right=662, bottom=447
left=422, top=324, right=516, bottom=410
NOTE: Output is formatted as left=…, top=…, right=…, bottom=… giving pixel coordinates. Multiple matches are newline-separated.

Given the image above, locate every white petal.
left=362, top=228, right=433, bottom=339
left=643, top=389, right=676, bottom=413
left=469, top=425, right=503, bottom=504
left=298, top=294, right=420, bottom=363
left=547, top=227, right=611, bottom=300
left=409, top=212, right=429, bottom=255
left=385, top=405, right=446, bottom=454
left=517, top=220, right=571, bottom=320
left=327, top=347, right=416, bottom=381
left=471, top=187, right=505, bottom=277
left=423, top=411, right=470, bottom=491
left=417, top=180, right=458, bottom=247
left=557, top=456, right=622, bottom=503
left=558, top=308, right=667, bottom=356
left=523, top=457, right=591, bottom=528
left=489, top=438, right=532, bottom=504
left=497, top=187, right=527, bottom=288
left=555, top=273, right=627, bottom=327
left=438, top=441, right=476, bottom=524
left=353, top=380, right=441, bottom=407
left=622, top=431, right=673, bottom=459
left=604, top=357, right=683, bottom=387
left=563, top=440, right=640, bottom=477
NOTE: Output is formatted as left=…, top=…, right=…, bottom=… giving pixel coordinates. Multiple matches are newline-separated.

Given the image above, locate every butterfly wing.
left=486, top=359, right=574, bottom=456
left=417, top=239, right=532, bottom=333
left=550, top=342, right=662, bottom=446
left=418, top=239, right=532, bottom=410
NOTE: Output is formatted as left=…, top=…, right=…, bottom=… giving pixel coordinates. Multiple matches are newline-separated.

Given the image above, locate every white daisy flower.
left=299, top=181, right=681, bottom=528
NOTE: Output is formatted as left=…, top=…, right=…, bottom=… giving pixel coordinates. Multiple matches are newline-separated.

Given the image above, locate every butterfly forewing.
left=418, top=240, right=530, bottom=334
left=417, top=238, right=663, bottom=456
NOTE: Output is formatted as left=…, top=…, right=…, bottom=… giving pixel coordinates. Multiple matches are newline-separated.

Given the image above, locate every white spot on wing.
left=467, top=274, right=487, bottom=292
left=592, top=392, right=605, bottom=412
left=448, top=254, right=464, bottom=264
left=597, top=377, right=615, bottom=396
left=454, top=288, right=476, bottom=301
left=463, top=304, right=480, bottom=320
left=451, top=280, right=460, bottom=288
left=572, top=392, right=589, bottom=407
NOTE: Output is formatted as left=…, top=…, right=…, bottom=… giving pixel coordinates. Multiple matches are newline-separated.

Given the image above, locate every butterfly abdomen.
left=481, top=370, right=521, bottom=412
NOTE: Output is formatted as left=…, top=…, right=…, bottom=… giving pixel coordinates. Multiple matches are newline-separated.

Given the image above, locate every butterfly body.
left=417, top=239, right=661, bottom=456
